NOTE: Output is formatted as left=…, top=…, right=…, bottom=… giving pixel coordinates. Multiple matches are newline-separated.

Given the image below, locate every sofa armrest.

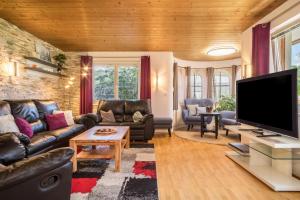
left=182, top=109, right=189, bottom=121
left=142, top=114, right=154, bottom=123
left=75, top=113, right=100, bottom=129
left=142, top=114, right=154, bottom=140
left=0, top=147, right=74, bottom=190
left=220, top=111, right=236, bottom=120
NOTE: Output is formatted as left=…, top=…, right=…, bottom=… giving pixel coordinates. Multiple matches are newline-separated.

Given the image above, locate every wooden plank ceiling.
left=0, top=0, right=286, bottom=61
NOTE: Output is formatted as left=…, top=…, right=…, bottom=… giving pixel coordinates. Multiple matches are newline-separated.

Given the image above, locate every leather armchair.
left=0, top=147, right=74, bottom=200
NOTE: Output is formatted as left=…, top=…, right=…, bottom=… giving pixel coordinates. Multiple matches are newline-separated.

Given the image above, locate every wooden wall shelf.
left=24, top=56, right=67, bottom=70
left=24, top=67, right=68, bottom=77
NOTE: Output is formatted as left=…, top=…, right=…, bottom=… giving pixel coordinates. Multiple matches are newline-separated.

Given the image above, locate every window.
left=272, top=24, right=300, bottom=96
left=93, top=64, right=139, bottom=100
left=214, top=71, right=230, bottom=100
left=190, top=74, right=202, bottom=98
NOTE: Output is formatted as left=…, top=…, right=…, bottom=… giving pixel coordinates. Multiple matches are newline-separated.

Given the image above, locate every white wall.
left=241, top=0, right=300, bottom=75
left=79, top=51, right=174, bottom=118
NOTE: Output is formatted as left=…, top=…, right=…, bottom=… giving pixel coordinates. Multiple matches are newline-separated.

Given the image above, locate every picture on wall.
left=35, top=41, right=51, bottom=62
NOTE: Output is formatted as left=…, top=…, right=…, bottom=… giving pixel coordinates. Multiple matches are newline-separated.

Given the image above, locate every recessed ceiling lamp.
left=207, top=47, right=237, bottom=56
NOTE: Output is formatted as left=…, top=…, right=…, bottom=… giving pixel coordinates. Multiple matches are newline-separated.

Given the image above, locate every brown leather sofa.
left=0, top=99, right=87, bottom=156
left=0, top=144, right=74, bottom=200
left=0, top=99, right=88, bottom=200
left=83, top=100, right=154, bottom=141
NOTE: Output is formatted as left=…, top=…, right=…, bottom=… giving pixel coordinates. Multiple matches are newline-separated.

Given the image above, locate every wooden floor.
left=151, top=132, right=300, bottom=200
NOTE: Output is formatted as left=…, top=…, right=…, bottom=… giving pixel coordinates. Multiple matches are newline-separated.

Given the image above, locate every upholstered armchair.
left=219, top=111, right=240, bottom=135
left=182, top=98, right=214, bottom=130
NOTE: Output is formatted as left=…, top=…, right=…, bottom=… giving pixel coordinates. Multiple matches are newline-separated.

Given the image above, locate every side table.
left=200, top=112, right=220, bottom=139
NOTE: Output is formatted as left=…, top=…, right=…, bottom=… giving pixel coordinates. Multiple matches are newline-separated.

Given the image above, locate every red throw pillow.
left=46, top=113, right=68, bottom=131
left=15, top=117, right=33, bottom=138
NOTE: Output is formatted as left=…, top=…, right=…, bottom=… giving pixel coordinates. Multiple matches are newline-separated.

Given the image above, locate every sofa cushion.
left=124, top=100, right=149, bottom=115
left=0, top=133, right=26, bottom=165
left=133, top=111, right=143, bottom=123
left=15, top=117, right=33, bottom=138
left=120, top=122, right=145, bottom=129
left=0, top=101, right=11, bottom=116
left=31, top=119, right=46, bottom=134
left=0, top=114, right=20, bottom=134
left=46, top=113, right=68, bottom=131
left=98, top=122, right=120, bottom=126
left=100, top=110, right=116, bottom=122
left=46, top=124, right=85, bottom=141
left=7, top=100, right=40, bottom=123
left=53, top=110, right=75, bottom=126
left=26, top=133, right=56, bottom=155
left=98, top=100, right=124, bottom=115
left=33, top=100, right=60, bottom=119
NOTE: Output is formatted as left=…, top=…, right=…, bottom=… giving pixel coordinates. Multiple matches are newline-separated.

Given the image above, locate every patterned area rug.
left=175, top=128, right=240, bottom=145
left=71, top=144, right=158, bottom=200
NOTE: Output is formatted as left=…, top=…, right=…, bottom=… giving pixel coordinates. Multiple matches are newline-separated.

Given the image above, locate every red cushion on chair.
left=15, top=117, right=33, bottom=138
left=45, top=113, right=68, bottom=131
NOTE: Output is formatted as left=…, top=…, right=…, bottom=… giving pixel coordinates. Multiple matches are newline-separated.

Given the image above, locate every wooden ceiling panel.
left=0, top=0, right=286, bottom=60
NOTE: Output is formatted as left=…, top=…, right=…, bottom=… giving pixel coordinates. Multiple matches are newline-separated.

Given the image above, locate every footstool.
left=153, top=117, right=173, bottom=137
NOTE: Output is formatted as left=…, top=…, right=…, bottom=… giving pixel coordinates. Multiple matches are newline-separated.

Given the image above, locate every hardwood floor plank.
left=151, top=131, right=300, bottom=200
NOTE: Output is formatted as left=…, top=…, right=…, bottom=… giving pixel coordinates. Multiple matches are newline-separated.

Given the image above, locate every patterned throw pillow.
left=0, top=114, right=20, bottom=133
left=53, top=110, right=75, bottom=126
left=196, top=106, right=207, bottom=114
left=100, top=110, right=116, bottom=122
left=133, top=111, right=143, bottom=123
left=187, top=104, right=198, bottom=116
left=45, top=113, right=68, bottom=131
left=15, top=117, right=33, bottom=138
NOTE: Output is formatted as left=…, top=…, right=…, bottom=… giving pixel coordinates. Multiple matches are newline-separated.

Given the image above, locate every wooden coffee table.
left=69, top=126, right=130, bottom=172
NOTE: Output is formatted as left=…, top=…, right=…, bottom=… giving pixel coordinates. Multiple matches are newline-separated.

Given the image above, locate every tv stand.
left=225, top=124, right=300, bottom=191
left=238, top=128, right=263, bottom=131
left=256, top=134, right=282, bottom=137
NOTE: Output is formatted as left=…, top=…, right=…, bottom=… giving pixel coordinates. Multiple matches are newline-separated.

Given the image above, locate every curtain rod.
left=92, top=56, right=140, bottom=59
left=271, top=22, right=300, bottom=40
left=177, top=65, right=240, bottom=69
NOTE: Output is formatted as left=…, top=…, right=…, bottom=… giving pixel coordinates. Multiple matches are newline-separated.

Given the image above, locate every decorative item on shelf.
left=53, top=53, right=67, bottom=72
left=35, top=41, right=51, bottom=62
left=31, top=64, right=37, bottom=68
left=94, top=128, right=117, bottom=136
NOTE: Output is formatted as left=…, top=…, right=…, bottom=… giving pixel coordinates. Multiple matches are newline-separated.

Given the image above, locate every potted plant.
left=53, top=53, right=67, bottom=72
left=214, top=96, right=236, bottom=112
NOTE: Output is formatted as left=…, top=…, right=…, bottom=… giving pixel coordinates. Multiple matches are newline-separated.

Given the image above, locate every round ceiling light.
left=207, top=47, right=237, bottom=56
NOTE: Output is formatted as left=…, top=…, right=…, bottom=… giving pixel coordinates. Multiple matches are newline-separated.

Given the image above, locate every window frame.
left=190, top=73, right=203, bottom=99
left=213, top=70, right=231, bottom=100
left=92, top=62, right=141, bottom=101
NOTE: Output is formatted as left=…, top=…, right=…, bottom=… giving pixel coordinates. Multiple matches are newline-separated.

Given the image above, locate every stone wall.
left=64, top=52, right=81, bottom=115
left=0, top=18, right=70, bottom=111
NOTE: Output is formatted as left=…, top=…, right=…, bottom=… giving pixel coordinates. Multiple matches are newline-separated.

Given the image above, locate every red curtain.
left=140, top=56, right=151, bottom=100
left=80, top=56, right=93, bottom=114
left=252, top=22, right=270, bottom=76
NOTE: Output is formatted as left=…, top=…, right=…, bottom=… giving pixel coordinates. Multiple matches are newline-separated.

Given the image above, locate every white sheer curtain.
left=272, top=32, right=292, bottom=72
left=174, top=67, right=187, bottom=128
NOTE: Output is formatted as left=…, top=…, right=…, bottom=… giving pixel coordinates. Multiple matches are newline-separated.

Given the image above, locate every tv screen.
left=236, top=69, right=298, bottom=138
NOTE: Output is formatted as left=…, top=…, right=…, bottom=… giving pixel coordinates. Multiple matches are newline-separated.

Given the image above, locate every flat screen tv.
left=236, top=69, right=298, bottom=138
